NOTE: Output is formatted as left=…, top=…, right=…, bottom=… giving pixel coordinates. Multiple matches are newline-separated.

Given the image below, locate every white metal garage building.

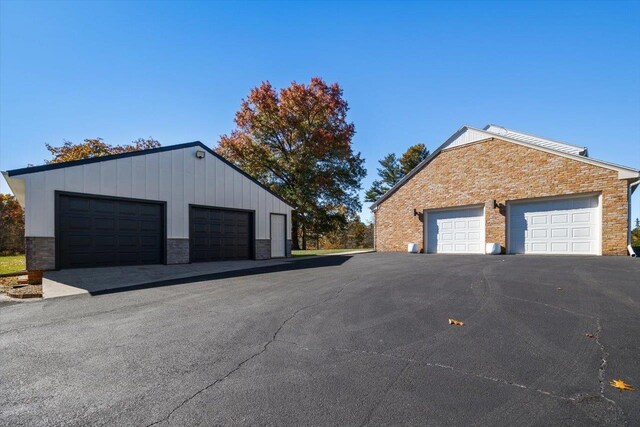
left=3, top=142, right=293, bottom=270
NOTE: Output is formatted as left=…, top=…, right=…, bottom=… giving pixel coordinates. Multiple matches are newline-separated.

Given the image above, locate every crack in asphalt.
left=572, top=266, right=627, bottom=425
left=145, top=274, right=361, bottom=426
left=277, top=338, right=577, bottom=411
left=491, top=292, right=596, bottom=319
left=0, top=298, right=169, bottom=336
left=359, top=358, right=413, bottom=426
left=593, top=316, right=625, bottom=422
left=595, top=318, right=608, bottom=397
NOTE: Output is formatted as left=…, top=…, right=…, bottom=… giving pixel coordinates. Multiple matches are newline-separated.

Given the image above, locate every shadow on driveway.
left=83, top=255, right=353, bottom=296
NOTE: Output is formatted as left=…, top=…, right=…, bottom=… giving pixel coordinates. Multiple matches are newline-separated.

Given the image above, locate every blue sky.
left=1, top=0, right=639, bottom=223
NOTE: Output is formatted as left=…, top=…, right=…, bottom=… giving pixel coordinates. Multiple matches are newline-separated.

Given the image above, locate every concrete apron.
left=42, top=259, right=291, bottom=299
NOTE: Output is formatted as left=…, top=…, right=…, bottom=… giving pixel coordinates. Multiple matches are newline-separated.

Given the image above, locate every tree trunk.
left=291, top=217, right=300, bottom=250
left=302, top=225, right=307, bottom=250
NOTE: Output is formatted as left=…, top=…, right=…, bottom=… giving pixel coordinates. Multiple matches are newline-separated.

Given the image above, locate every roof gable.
left=442, top=125, right=587, bottom=156
left=370, top=125, right=639, bottom=210
left=3, top=141, right=293, bottom=208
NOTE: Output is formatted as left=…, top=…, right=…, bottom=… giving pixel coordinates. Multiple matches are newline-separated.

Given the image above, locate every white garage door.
left=508, top=196, right=599, bottom=255
left=426, top=207, right=485, bottom=253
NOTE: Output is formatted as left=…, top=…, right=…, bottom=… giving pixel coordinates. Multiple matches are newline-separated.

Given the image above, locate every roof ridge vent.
left=487, top=124, right=508, bottom=136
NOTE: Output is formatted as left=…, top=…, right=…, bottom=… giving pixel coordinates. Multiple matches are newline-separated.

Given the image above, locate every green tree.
left=45, top=138, right=160, bottom=164
left=399, top=143, right=429, bottom=175
left=632, top=218, right=640, bottom=246
left=365, top=143, right=429, bottom=203
left=364, top=154, right=401, bottom=203
left=217, top=77, right=366, bottom=250
left=0, top=194, right=25, bottom=255
left=318, top=215, right=373, bottom=249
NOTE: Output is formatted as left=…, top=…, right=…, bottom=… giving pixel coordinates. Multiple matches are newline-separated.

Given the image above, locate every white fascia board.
left=2, top=172, right=26, bottom=207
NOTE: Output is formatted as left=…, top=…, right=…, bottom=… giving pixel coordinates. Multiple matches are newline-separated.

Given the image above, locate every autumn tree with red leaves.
left=0, top=194, right=25, bottom=255
left=217, top=78, right=366, bottom=250
left=45, top=137, right=160, bottom=164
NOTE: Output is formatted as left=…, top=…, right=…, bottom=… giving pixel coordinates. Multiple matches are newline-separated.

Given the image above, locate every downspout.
left=372, top=205, right=378, bottom=252
left=629, top=179, right=640, bottom=249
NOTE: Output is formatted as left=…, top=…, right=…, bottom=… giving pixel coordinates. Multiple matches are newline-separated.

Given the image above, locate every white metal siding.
left=426, top=207, right=485, bottom=254
left=16, top=145, right=292, bottom=240
left=508, top=195, right=599, bottom=255
left=444, top=128, right=489, bottom=150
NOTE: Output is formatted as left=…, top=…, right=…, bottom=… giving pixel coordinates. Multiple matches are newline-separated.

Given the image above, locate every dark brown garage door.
left=57, top=194, right=164, bottom=269
left=190, top=206, right=253, bottom=262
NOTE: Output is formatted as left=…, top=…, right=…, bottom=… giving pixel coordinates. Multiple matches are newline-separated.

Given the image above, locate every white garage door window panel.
left=426, top=207, right=485, bottom=254
left=508, top=196, right=600, bottom=255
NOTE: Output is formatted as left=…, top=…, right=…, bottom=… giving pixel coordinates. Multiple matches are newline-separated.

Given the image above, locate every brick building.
left=370, top=125, right=639, bottom=256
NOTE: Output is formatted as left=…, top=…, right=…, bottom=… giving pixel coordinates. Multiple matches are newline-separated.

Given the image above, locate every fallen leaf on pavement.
left=448, top=318, right=464, bottom=326
left=610, top=379, right=635, bottom=391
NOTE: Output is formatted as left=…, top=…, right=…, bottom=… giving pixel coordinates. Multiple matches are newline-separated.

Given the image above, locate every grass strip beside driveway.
left=0, top=255, right=26, bottom=275
left=291, top=248, right=372, bottom=257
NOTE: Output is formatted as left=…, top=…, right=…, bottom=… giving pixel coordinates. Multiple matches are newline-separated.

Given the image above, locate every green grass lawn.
left=0, top=255, right=26, bottom=275
left=291, top=248, right=372, bottom=257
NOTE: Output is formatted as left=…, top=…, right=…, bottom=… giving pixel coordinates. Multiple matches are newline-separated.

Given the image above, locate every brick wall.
left=167, top=238, right=189, bottom=264
left=26, top=237, right=56, bottom=270
left=255, top=239, right=271, bottom=260
left=374, top=138, right=630, bottom=255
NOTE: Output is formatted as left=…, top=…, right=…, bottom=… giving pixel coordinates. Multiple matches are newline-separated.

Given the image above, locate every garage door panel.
left=551, top=229, right=567, bottom=238
left=58, top=195, right=164, bottom=269
left=531, top=242, right=548, bottom=252
left=509, top=196, right=598, bottom=255
left=93, top=235, right=116, bottom=247
left=63, top=216, right=92, bottom=231
left=551, top=214, right=568, bottom=224
left=573, top=212, right=591, bottom=222
left=531, top=229, right=547, bottom=238
left=119, top=219, right=139, bottom=233
left=468, top=243, right=482, bottom=252
left=66, top=197, right=91, bottom=211
left=140, top=220, right=161, bottom=233
left=190, top=207, right=252, bottom=262
left=426, top=207, right=485, bottom=254
left=94, top=220, right=116, bottom=233
left=572, top=227, right=590, bottom=238
left=531, top=215, right=547, bottom=225
left=468, top=219, right=481, bottom=228
left=119, top=203, right=139, bottom=216
left=571, top=242, right=590, bottom=252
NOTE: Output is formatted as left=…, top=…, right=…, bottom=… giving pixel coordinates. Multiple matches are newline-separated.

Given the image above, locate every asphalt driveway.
left=1, top=253, right=639, bottom=426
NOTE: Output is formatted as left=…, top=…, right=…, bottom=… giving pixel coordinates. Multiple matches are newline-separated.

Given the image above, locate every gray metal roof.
left=482, top=125, right=587, bottom=156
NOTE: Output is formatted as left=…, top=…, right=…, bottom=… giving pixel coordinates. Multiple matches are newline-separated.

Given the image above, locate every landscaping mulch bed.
left=6, top=284, right=43, bottom=299
left=1, top=276, right=43, bottom=299
left=0, top=275, right=19, bottom=291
